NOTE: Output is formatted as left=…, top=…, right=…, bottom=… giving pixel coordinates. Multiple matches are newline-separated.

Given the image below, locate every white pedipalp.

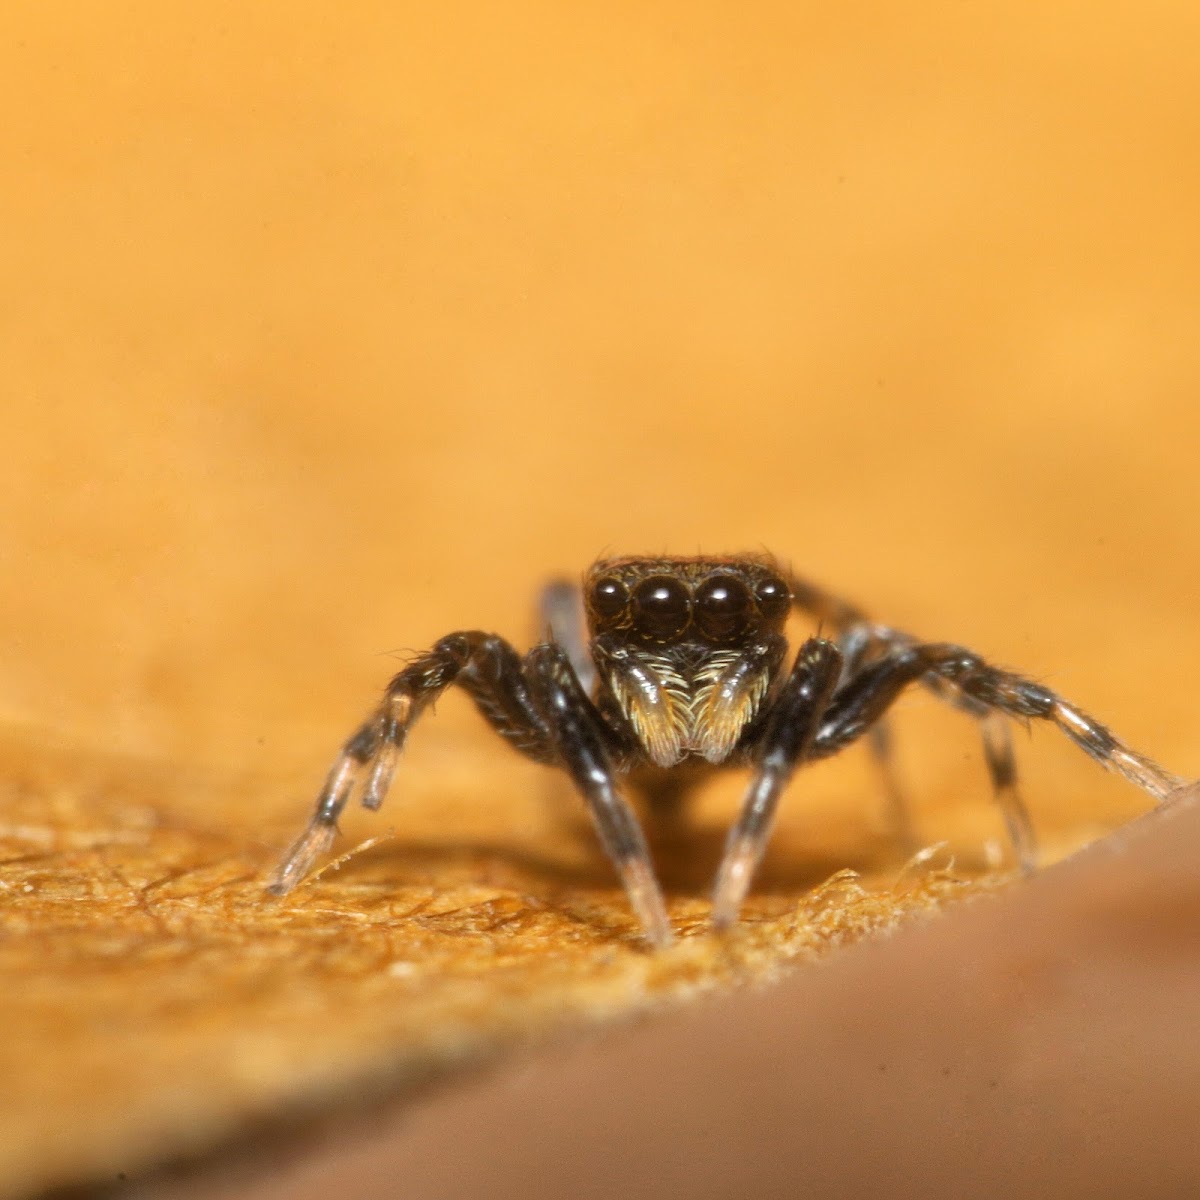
left=600, top=646, right=775, bottom=768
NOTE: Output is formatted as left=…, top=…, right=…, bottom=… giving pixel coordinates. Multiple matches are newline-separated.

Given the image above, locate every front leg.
left=711, top=638, right=844, bottom=929
left=267, top=631, right=554, bottom=895
left=524, top=643, right=673, bottom=948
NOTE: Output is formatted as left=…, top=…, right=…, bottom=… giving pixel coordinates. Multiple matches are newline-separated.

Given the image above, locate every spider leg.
left=783, top=568, right=869, bottom=631
left=784, top=576, right=1037, bottom=844
left=865, top=721, right=918, bottom=846
left=837, top=620, right=1035, bottom=862
left=834, top=620, right=917, bottom=845
left=809, top=642, right=1185, bottom=856
left=979, top=709, right=1035, bottom=869
left=711, top=637, right=844, bottom=929
left=786, top=572, right=923, bottom=844
left=524, top=642, right=673, bottom=948
left=267, top=631, right=554, bottom=895
left=538, top=578, right=595, bottom=694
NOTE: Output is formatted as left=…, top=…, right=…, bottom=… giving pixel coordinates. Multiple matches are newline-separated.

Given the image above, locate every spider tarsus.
left=267, top=822, right=337, bottom=895
left=617, top=855, right=674, bottom=948
left=711, top=834, right=759, bottom=930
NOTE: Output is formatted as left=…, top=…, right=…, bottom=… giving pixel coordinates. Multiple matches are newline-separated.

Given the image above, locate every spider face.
left=583, top=557, right=794, bottom=769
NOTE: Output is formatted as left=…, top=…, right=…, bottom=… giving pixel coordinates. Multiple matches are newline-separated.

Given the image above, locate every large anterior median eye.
left=589, top=576, right=630, bottom=621
left=694, top=574, right=752, bottom=641
left=631, top=575, right=692, bottom=640
left=754, top=574, right=791, bottom=621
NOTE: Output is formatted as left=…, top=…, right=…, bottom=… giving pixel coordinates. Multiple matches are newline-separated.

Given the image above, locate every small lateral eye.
left=754, top=575, right=791, bottom=621
left=590, top=576, right=630, bottom=620
left=695, top=574, right=752, bottom=641
left=631, top=575, right=691, bottom=641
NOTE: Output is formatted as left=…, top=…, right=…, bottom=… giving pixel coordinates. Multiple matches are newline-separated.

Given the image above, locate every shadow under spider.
left=314, top=821, right=900, bottom=903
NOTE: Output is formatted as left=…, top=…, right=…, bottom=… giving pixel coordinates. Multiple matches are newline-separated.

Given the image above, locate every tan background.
left=3, top=2, right=1200, bottom=1195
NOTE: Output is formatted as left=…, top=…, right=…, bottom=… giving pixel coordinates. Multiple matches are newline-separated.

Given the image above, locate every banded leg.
left=785, top=575, right=1039, bottom=850
left=810, top=642, right=1185, bottom=847
left=267, top=631, right=553, bottom=895
left=839, top=618, right=1037, bottom=862
left=712, top=637, right=844, bottom=929
left=524, top=642, right=673, bottom=948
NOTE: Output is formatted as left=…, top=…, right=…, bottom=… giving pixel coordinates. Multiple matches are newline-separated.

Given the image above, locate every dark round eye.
left=754, top=574, right=791, bottom=621
left=695, top=574, right=752, bottom=641
left=631, top=575, right=692, bottom=640
left=590, top=576, right=629, bottom=621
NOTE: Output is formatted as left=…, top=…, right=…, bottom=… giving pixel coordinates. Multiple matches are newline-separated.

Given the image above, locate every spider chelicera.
left=267, top=554, right=1185, bottom=947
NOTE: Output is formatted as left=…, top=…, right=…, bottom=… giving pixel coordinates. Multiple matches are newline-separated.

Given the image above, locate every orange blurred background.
left=4, top=0, right=1200, bottom=831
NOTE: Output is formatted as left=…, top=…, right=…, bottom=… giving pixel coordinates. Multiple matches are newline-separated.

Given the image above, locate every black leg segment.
left=524, top=642, right=673, bottom=947
left=267, top=631, right=555, bottom=895
left=712, top=637, right=844, bottom=928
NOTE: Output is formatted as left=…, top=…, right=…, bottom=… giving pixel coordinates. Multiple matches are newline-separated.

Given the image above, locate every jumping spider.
left=268, top=554, right=1184, bottom=947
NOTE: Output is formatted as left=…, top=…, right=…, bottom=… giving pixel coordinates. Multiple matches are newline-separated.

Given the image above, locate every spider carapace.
left=268, top=554, right=1185, bottom=947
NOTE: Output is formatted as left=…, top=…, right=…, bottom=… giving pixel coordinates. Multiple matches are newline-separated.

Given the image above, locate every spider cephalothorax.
left=583, top=557, right=791, bottom=768
left=268, top=553, right=1186, bottom=948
